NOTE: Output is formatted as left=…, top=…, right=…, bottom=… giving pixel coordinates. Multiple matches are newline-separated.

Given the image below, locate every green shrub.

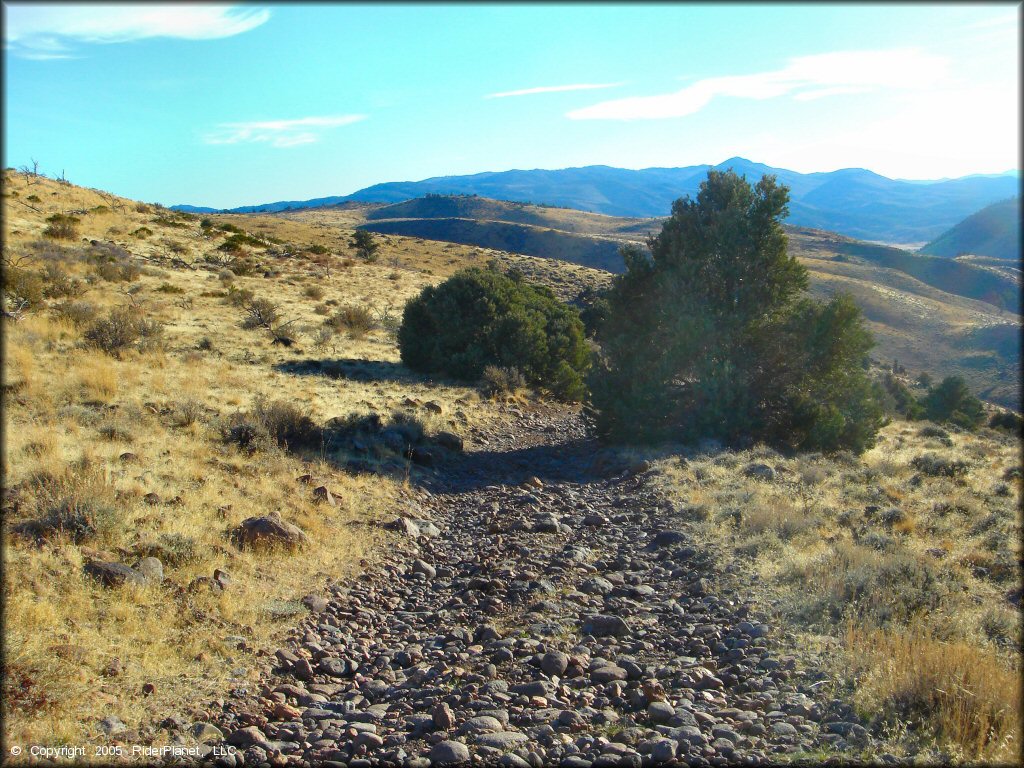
left=879, top=371, right=923, bottom=419
left=589, top=170, right=883, bottom=451
left=42, top=214, right=80, bottom=240
left=307, top=244, right=329, bottom=255
left=218, top=232, right=264, bottom=252
left=399, top=267, right=590, bottom=401
left=988, top=410, right=1022, bottom=434
left=922, top=376, right=985, bottom=429
left=349, top=230, right=379, bottom=262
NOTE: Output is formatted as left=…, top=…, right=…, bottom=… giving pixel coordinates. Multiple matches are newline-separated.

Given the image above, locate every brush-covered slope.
left=919, top=197, right=1021, bottom=261
left=340, top=195, right=1020, bottom=408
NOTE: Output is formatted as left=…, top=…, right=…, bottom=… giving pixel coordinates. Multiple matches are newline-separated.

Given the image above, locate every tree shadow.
left=413, top=434, right=619, bottom=495
left=275, top=358, right=426, bottom=385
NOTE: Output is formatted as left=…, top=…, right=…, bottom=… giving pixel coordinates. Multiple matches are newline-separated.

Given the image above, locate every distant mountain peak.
left=171, top=160, right=1020, bottom=245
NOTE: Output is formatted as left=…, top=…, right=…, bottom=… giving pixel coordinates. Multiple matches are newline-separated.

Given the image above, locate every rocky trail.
left=180, top=405, right=880, bottom=767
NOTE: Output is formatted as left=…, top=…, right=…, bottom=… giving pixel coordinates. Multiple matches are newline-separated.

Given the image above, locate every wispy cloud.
left=485, top=83, right=623, bottom=99
left=204, top=115, right=367, bottom=148
left=567, top=49, right=948, bottom=120
left=4, top=4, right=270, bottom=59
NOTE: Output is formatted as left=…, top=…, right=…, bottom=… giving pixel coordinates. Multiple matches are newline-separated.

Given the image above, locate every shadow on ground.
left=414, top=435, right=615, bottom=495
left=275, top=358, right=418, bottom=384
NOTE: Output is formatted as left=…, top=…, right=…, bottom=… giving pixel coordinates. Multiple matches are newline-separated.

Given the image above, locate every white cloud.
left=204, top=115, right=367, bottom=148
left=485, top=83, right=623, bottom=99
left=4, top=4, right=269, bottom=58
left=567, top=49, right=948, bottom=120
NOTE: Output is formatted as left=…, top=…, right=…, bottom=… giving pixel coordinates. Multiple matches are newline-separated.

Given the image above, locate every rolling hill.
left=172, top=159, right=1019, bottom=245
left=340, top=195, right=1021, bottom=407
left=919, top=197, right=1021, bottom=260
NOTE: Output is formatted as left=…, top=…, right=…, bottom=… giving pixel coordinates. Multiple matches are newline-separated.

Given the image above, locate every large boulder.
left=232, top=511, right=308, bottom=550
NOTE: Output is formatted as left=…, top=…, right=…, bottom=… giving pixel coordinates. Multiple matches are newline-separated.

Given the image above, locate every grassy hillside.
left=0, top=170, right=533, bottom=747
left=920, top=197, right=1021, bottom=261
left=326, top=196, right=1021, bottom=409
left=360, top=217, right=627, bottom=273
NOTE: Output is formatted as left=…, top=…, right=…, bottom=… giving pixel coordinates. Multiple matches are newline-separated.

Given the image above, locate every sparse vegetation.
left=83, top=305, right=164, bottom=355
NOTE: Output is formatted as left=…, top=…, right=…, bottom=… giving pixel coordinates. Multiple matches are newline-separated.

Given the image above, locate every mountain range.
left=172, top=158, right=1020, bottom=245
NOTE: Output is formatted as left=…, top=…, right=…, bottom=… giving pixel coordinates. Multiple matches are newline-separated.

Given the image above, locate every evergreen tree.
left=590, top=170, right=884, bottom=452
left=349, top=229, right=380, bottom=262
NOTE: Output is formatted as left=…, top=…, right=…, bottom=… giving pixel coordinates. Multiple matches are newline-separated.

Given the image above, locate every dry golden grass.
left=649, top=420, right=1021, bottom=759
left=844, top=623, right=1020, bottom=763
left=1, top=169, right=509, bottom=752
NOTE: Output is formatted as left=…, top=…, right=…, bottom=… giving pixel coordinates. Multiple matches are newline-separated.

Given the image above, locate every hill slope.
left=919, top=197, right=1022, bottom=260
left=340, top=196, right=1020, bottom=407
left=173, top=160, right=1019, bottom=245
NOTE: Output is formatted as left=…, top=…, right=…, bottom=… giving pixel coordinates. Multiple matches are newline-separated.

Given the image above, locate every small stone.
left=134, top=556, right=163, bottom=583
left=651, top=739, right=677, bottom=764
left=301, top=594, right=328, bottom=612
left=429, top=740, right=470, bottom=765
left=355, top=731, right=384, bottom=750
left=541, top=651, right=569, bottom=677
left=232, top=511, right=308, bottom=550
left=433, top=702, right=456, bottom=731
left=771, top=722, right=798, bottom=737
left=413, top=559, right=437, bottom=579
left=313, top=485, right=337, bottom=506
left=591, top=665, right=628, bottom=684
left=98, top=716, right=127, bottom=737
left=647, top=701, right=675, bottom=725
left=582, top=614, right=630, bottom=638
left=475, top=731, right=529, bottom=750
left=534, top=514, right=561, bottom=533
left=272, top=702, right=301, bottom=720
left=191, top=722, right=224, bottom=743
left=84, top=561, right=146, bottom=588
left=142, top=682, right=156, bottom=696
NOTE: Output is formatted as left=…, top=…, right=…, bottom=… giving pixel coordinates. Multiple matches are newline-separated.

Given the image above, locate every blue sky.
left=3, top=3, right=1019, bottom=208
